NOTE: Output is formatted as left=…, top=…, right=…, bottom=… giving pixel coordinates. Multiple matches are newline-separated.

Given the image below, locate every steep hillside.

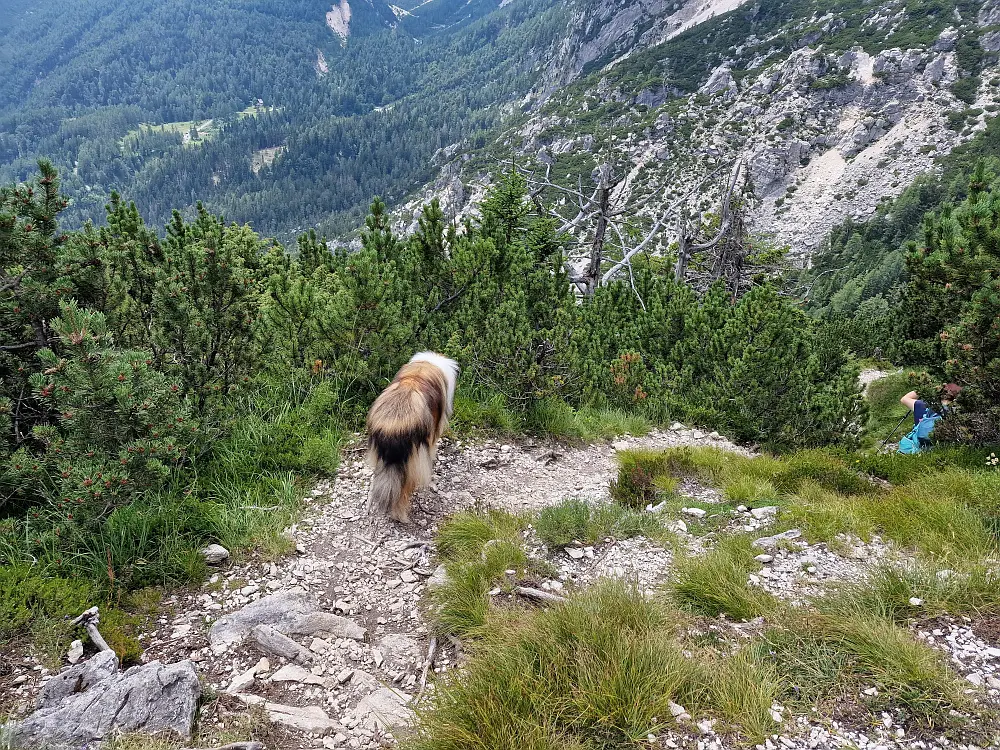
left=408, top=0, right=1000, bottom=261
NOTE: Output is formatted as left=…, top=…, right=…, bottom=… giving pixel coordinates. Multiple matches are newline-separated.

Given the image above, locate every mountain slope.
left=407, top=0, right=1000, bottom=260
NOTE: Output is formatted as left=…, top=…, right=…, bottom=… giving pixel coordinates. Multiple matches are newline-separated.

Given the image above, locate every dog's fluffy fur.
left=366, top=352, right=459, bottom=523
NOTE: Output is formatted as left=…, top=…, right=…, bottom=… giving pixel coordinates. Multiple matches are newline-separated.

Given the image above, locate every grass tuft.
left=534, top=498, right=672, bottom=548
left=610, top=450, right=683, bottom=508
left=429, top=509, right=531, bottom=636
left=670, top=537, right=779, bottom=621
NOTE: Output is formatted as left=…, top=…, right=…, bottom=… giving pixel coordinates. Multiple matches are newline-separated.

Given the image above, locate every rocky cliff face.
left=399, top=0, right=1000, bottom=263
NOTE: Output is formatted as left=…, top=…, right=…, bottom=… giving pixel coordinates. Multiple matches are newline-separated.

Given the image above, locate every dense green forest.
left=0, top=0, right=574, bottom=241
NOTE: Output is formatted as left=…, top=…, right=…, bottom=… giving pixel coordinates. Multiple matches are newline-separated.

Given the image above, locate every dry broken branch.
left=416, top=635, right=439, bottom=700
left=515, top=586, right=568, bottom=605
left=71, top=607, right=113, bottom=653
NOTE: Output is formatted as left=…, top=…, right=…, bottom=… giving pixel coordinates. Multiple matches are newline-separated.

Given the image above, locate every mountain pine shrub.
left=899, top=161, right=1000, bottom=442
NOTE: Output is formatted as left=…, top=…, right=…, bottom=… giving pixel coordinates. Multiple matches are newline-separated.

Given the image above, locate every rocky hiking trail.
left=5, top=421, right=1000, bottom=750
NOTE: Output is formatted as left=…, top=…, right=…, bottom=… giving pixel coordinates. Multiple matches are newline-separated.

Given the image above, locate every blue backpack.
left=898, top=411, right=942, bottom=455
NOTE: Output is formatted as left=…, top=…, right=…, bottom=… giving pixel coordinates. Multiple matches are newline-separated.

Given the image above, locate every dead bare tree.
left=676, top=161, right=787, bottom=298
left=673, top=160, right=744, bottom=284
left=520, top=158, right=749, bottom=300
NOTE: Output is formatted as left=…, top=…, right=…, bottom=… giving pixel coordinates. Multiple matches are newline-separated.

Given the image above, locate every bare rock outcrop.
left=8, top=651, right=200, bottom=749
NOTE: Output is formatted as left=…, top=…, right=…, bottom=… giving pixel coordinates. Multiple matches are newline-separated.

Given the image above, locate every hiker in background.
left=897, top=383, right=962, bottom=454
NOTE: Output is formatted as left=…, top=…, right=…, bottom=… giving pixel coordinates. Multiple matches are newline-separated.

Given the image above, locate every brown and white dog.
left=366, top=352, right=460, bottom=523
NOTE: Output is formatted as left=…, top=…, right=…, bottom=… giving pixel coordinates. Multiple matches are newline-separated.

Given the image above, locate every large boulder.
left=209, top=590, right=366, bottom=654
left=9, top=651, right=200, bottom=749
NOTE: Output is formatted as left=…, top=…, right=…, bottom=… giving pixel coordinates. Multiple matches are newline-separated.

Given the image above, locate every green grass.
left=819, top=563, right=1000, bottom=622
left=762, top=611, right=973, bottom=731
left=0, top=564, right=150, bottom=668
left=436, top=508, right=527, bottom=558
left=625, top=446, right=1000, bottom=565
left=0, top=378, right=343, bottom=667
left=429, top=509, right=533, bottom=636
left=723, top=475, right=779, bottom=505
left=412, top=582, right=707, bottom=750
left=528, top=399, right=651, bottom=441
left=783, top=469, right=999, bottom=564
left=609, top=450, right=683, bottom=508
left=534, top=498, right=673, bottom=548
left=452, top=391, right=652, bottom=441
left=810, top=612, right=970, bottom=727
left=418, top=489, right=993, bottom=747
left=670, top=536, right=779, bottom=621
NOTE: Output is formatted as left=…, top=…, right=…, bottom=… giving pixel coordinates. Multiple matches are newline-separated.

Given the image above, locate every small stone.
left=753, top=529, right=801, bottom=549
left=750, top=506, right=779, bottom=520
left=13, top=675, right=28, bottom=686
left=565, top=547, right=585, bottom=559
left=682, top=507, right=707, bottom=518
left=862, top=686, right=878, bottom=696
left=200, top=544, right=230, bottom=564
left=310, top=638, right=330, bottom=654
left=986, top=676, right=1000, bottom=690
left=668, top=701, right=689, bottom=719
left=754, top=554, right=774, bottom=564
left=736, top=505, right=748, bottom=513
left=708, top=431, right=722, bottom=440
left=372, top=648, right=385, bottom=669
left=908, top=597, right=923, bottom=606
left=353, top=687, right=414, bottom=730
left=669, top=520, right=688, bottom=534
left=669, top=422, right=685, bottom=431
left=966, top=672, right=984, bottom=686
left=325, top=734, right=349, bottom=748
left=226, top=657, right=269, bottom=694
left=770, top=709, right=783, bottom=723
left=265, top=702, right=340, bottom=735
left=271, top=663, right=327, bottom=686
left=806, top=566, right=817, bottom=574
left=337, top=668, right=355, bottom=684
left=400, top=570, right=418, bottom=584
left=67, top=640, right=84, bottom=665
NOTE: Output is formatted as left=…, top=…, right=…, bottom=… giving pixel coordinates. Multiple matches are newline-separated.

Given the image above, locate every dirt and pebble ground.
left=5, top=421, right=999, bottom=750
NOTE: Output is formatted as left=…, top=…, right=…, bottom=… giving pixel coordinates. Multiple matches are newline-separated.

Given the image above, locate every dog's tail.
left=367, top=385, right=436, bottom=522
left=368, top=454, right=405, bottom=518
left=367, top=439, right=433, bottom=523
